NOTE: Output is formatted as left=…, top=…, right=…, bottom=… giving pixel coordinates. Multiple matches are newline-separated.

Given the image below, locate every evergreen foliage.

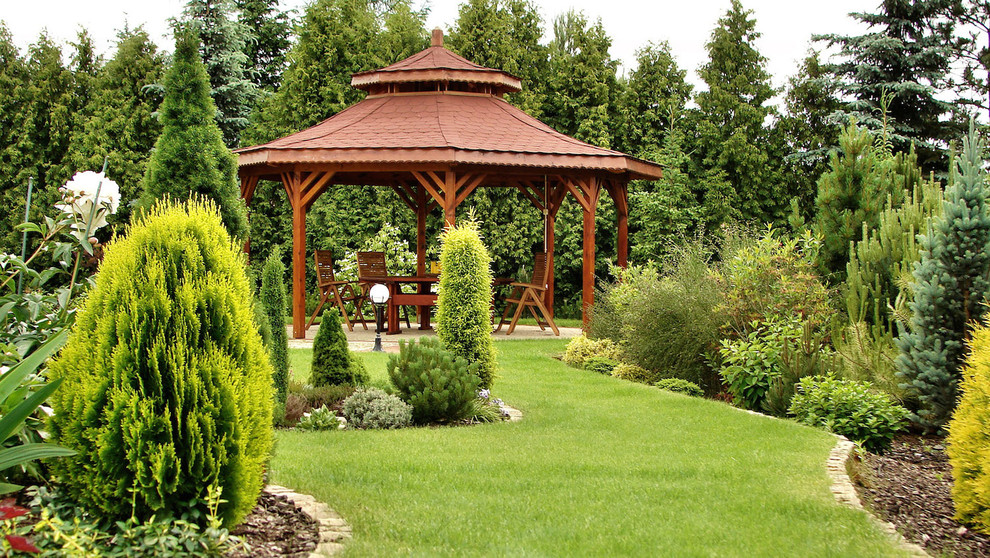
left=692, top=0, right=780, bottom=226
left=234, top=0, right=292, bottom=90
left=815, top=0, right=960, bottom=169
left=947, top=316, right=990, bottom=534
left=137, top=29, right=247, bottom=239
left=260, top=246, right=289, bottom=403
left=63, top=28, right=166, bottom=224
left=949, top=0, right=989, bottom=120
left=47, top=199, right=273, bottom=528
left=435, top=220, right=497, bottom=389
left=341, top=387, right=412, bottom=429
left=813, top=122, right=917, bottom=280
left=310, top=308, right=354, bottom=387
left=387, top=337, right=482, bottom=424
left=182, top=0, right=260, bottom=147
left=0, top=32, right=78, bottom=251
left=896, top=122, right=990, bottom=431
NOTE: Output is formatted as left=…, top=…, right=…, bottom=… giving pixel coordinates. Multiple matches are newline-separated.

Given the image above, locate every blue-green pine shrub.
left=47, top=200, right=273, bottom=528
left=789, top=376, right=909, bottom=452
left=896, top=122, right=990, bottom=431
left=388, top=338, right=481, bottom=424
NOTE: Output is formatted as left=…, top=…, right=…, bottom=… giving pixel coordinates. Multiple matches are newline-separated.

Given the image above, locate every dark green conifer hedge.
left=260, top=246, right=289, bottom=403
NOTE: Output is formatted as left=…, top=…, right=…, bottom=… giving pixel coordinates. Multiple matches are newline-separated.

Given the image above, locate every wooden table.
left=368, top=276, right=516, bottom=334
left=363, top=275, right=438, bottom=334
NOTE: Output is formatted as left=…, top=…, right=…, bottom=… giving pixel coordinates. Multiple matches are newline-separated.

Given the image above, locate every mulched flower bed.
left=852, top=434, right=990, bottom=557
left=228, top=491, right=320, bottom=557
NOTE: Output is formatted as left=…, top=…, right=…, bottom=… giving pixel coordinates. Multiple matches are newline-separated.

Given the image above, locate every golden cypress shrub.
left=48, top=199, right=273, bottom=528
left=947, top=318, right=990, bottom=534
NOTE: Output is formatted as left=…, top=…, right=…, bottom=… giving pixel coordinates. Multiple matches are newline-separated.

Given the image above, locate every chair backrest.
left=529, top=253, right=548, bottom=288
left=357, top=251, right=388, bottom=282
left=314, top=250, right=336, bottom=287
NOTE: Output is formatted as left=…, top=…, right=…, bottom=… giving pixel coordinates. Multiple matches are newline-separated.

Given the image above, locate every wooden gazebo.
left=236, top=30, right=663, bottom=339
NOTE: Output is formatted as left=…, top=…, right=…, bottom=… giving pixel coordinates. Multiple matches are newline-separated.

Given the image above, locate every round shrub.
left=342, top=388, right=412, bottom=429
left=612, top=363, right=657, bottom=384
left=434, top=220, right=497, bottom=389
left=789, top=376, right=909, bottom=452
left=655, top=378, right=704, bottom=397
left=298, top=406, right=340, bottom=432
left=311, top=308, right=355, bottom=386
left=562, top=334, right=619, bottom=368
left=947, top=319, right=990, bottom=533
left=584, top=356, right=619, bottom=375
left=260, top=246, right=289, bottom=403
left=718, top=320, right=799, bottom=410
left=48, top=199, right=273, bottom=528
left=388, top=338, right=481, bottom=424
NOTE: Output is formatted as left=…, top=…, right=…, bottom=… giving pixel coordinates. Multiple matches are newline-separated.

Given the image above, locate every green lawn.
left=273, top=340, right=907, bottom=557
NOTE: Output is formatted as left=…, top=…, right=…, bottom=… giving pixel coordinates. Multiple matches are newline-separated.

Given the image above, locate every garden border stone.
left=826, top=437, right=929, bottom=557
left=265, top=485, right=352, bottom=557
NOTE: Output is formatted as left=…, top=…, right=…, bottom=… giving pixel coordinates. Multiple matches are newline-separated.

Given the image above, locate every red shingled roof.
left=237, top=35, right=662, bottom=181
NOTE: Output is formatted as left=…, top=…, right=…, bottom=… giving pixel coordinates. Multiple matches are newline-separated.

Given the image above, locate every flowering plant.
left=55, top=171, right=120, bottom=240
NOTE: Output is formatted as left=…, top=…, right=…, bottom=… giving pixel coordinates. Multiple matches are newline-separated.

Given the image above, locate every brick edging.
left=265, top=485, right=352, bottom=557
left=826, top=437, right=930, bottom=557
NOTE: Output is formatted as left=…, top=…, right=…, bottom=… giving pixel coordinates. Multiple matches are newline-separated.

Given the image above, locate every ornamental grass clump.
left=47, top=199, right=273, bottom=528
left=434, top=220, right=497, bottom=389
left=388, top=337, right=481, bottom=424
left=947, top=317, right=990, bottom=533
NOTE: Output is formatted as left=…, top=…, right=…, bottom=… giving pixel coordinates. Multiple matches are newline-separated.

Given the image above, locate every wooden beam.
left=390, top=183, right=417, bottom=212
left=411, top=171, right=445, bottom=205
left=300, top=171, right=335, bottom=209
left=562, top=177, right=593, bottom=213
left=454, top=173, right=486, bottom=206
left=240, top=175, right=260, bottom=206
left=606, top=181, right=629, bottom=268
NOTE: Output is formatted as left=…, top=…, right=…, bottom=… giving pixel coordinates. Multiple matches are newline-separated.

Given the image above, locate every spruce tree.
left=815, top=0, right=960, bottom=169
left=64, top=28, right=166, bottom=224
left=235, top=0, right=292, bottom=91
left=138, top=29, right=248, bottom=239
left=692, top=0, right=780, bottom=226
left=260, top=246, right=289, bottom=403
left=182, top=0, right=260, bottom=147
left=949, top=0, right=989, bottom=119
left=896, top=121, right=990, bottom=431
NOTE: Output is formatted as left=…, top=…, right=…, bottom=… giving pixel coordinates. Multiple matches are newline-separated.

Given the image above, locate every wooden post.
left=416, top=184, right=427, bottom=276
left=611, top=181, right=629, bottom=268
left=443, top=171, right=457, bottom=227
left=292, top=201, right=306, bottom=339
left=580, top=178, right=600, bottom=329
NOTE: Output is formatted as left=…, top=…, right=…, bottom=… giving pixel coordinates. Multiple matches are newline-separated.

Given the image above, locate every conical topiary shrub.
left=48, top=199, right=273, bottom=528
left=260, top=246, right=289, bottom=403
left=311, top=308, right=353, bottom=386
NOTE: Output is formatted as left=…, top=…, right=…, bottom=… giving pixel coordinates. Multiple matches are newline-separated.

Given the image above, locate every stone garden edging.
left=265, top=485, right=352, bottom=557
left=826, top=437, right=930, bottom=557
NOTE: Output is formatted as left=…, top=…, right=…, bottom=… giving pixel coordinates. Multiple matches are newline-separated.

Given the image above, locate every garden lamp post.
left=369, top=283, right=390, bottom=352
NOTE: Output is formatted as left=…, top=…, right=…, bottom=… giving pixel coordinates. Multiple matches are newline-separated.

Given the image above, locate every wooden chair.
left=495, top=253, right=559, bottom=336
left=307, top=250, right=368, bottom=332
left=356, top=251, right=411, bottom=328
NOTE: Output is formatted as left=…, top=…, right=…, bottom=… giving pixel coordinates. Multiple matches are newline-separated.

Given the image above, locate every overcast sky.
left=1, top=0, right=872, bottom=90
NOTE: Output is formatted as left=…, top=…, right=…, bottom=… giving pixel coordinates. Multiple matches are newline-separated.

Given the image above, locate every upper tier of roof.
left=351, top=29, right=522, bottom=95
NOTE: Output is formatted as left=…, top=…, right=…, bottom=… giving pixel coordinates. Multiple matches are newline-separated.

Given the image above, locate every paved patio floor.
left=287, top=322, right=580, bottom=352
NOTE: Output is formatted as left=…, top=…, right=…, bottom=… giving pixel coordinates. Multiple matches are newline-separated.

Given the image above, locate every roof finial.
left=431, top=28, right=443, bottom=47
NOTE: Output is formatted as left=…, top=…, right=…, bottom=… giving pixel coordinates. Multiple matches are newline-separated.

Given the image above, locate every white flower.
left=56, top=171, right=121, bottom=233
